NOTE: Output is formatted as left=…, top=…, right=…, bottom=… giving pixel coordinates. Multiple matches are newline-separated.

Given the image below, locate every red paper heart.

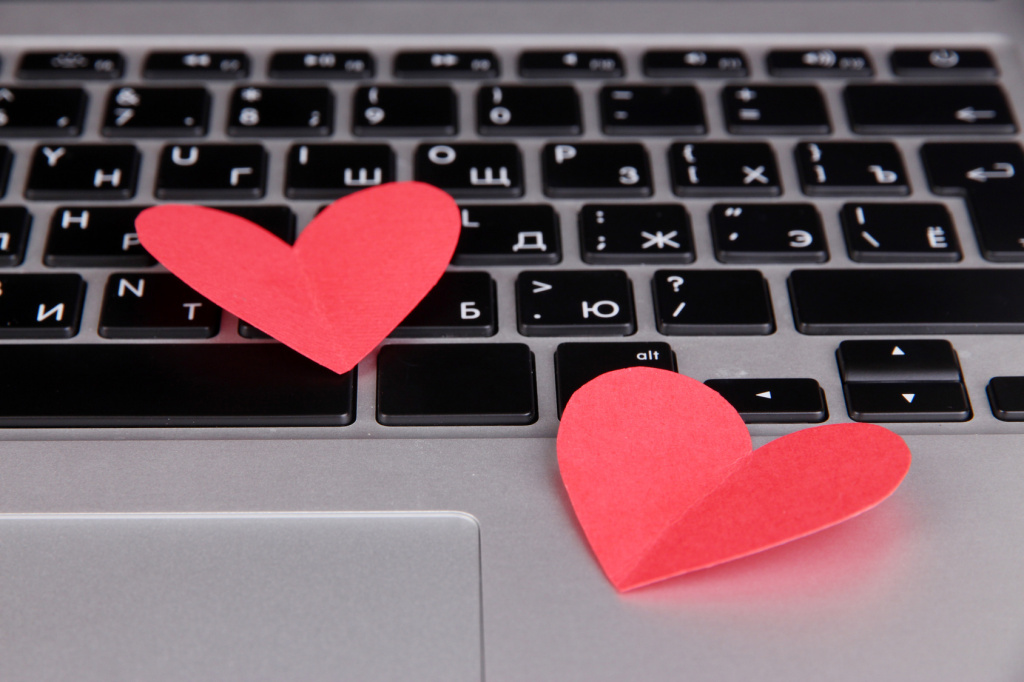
left=135, top=182, right=461, bottom=374
left=557, top=367, right=911, bottom=592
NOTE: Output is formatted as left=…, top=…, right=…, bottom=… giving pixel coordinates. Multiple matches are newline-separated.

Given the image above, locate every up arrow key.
left=891, top=346, right=905, bottom=356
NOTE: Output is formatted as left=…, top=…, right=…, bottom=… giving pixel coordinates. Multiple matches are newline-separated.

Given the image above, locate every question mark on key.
left=667, top=276, right=684, bottom=292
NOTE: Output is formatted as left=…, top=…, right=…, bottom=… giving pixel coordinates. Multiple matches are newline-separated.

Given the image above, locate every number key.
left=228, top=86, right=332, bottom=136
left=477, top=86, right=581, bottom=136
left=353, top=86, right=457, bottom=136
left=0, top=87, right=86, bottom=136
left=103, top=86, right=209, bottom=137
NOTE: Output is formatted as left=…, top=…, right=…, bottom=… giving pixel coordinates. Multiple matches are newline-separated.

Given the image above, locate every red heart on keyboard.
left=557, top=367, right=911, bottom=592
left=135, top=182, right=461, bottom=374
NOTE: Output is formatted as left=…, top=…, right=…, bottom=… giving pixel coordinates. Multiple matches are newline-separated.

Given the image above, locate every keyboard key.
left=840, top=203, right=961, bottom=263
left=652, top=269, right=774, bottom=335
left=789, top=269, right=1024, bottom=334
left=377, top=343, right=536, bottom=426
left=599, top=85, right=705, bottom=135
left=837, top=340, right=963, bottom=383
left=987, top=377, right=1024, bottom=421
left=0, top=145, right=9, bottom=194
left=711, top=203, right=828, bottom=263
left=519, top=50, right=623, bottom=78
left=0, top=274, right=84, bottom=338
left=453, top=205, right=560, bottom=265
left=920, top=142, right=1024, bottom=261
left=102, top=86, right=209, bottom=137
left=669, top=142, right=781, bottom=197
left=98, top=272, right=220, bottom=339
left=45, top=206, right=155, bottom=267
left=25, top=144, right=139, bottom=200
left=18, top=51, right=123, bottom=79
left=214, top=206, right=296, bottom=243
left=155, top=144, right=266, bottom=199
left=414, top=143, right=523, bottom=198
left=722, top=85, right=831, bottom=134
left=0, top=206, right=31, bottom=266
left=285, top=144, right=394, bottom=199
left=392, top=272, right=496, bottom=338
left=395, top=51, right=499, bottom=78
left=228, top=86, right=332, bottom=137
left=0, top=344, right=355, bottom=427
left=554, top=342, right=676, bottom=417
left=891, top=49, right=997, bottom=77
left=542, top=143, right=652, bottom=198
left=643, top=50, right=748, bottom=78
left=704, top=379, right=827, bottom=423
left=269, top=51, right=374, bottom=79
left=477, top=86, right=581, bottom=136
left=579, top=204, right=694, bottom=264
left=795, top=142, right=909, bottom=196
left=845, top=84, right=1016, bottom=134
left=517, top=270, right=635, bottom=336
left=353, top=86, right=457, bottom=136
left=0, top=87, right=86, bottom=137
left=767, top=49, right=872, bottom=77
left=144, top=51, right=249, bottom=79
left=844, top=382, right=971, bottom=422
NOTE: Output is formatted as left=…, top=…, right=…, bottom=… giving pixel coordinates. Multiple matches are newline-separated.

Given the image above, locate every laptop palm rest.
left=0, top=512, right=482, bottom=682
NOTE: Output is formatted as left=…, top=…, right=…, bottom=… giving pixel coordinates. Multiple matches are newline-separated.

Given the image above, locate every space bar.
left=0, top=344, right=355, bottom=427
left=789, top=269, right=1024, bottom=334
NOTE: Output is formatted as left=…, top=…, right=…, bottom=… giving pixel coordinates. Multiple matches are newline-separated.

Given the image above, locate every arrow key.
left=705, top=378, right=827, bottom=423
left=844, top=381, right=971, bottom=422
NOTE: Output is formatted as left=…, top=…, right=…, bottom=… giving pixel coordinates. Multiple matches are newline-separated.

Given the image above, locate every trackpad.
left=0, top=512, right=482, bottom=682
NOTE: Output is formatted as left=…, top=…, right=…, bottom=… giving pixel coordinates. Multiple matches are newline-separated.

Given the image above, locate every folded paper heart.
left=556, top=367, right=911, bottom=592
left=135, top=182, right=461, bottom=374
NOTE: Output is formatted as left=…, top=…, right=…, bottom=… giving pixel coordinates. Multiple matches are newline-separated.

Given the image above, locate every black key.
left=144, top=51, right=249, bottom=79
left=414, top=143, right=523, bottom=198
left=844, top=382, right=971, bottom=422
left=102, top=86, right=209, bottom=137
left=987, top=377, right=1024, bottom=421
left=228, top=86, right=332, bottom=137
left=353, top=86, right=457, bottom=136
left=643, top=50, right=748, bottom=78
left=377, top=343, right=536, bottom=426
left=477, top=86, right=581, bottom=136
left=155, top=144, right=266, bottom=199
left=395, top=51, right=499, bottom=79
left=25, top=145, right=139, bottom=200
left=891, top=49, right=997, bottom=77
left=652, top=269, right=774, bottom=335
left=767, top=49, right=873, bottom=77
left=837, top=340, right=962, bottom=383
left=845, top=85, right=1016, bottom=134
left=542, top=143, right=651, bottom=198
left=554, top=342, right=676, bottom=417
left=579, top=204, right=694, bottom=264
left=0, top=206, right=31, bottom=266
left=795, top=142, right=909, bottom=196
left=920, top=142, right=1024, bottom=262
left=517, top=270, right=635, bottom=336
left=215, top=206, right=296, bottom=243
left=711, top=203, right=828, bottom=263
left=45, top=206, right=154, bottom=267
left=285, top=144, right=394, bottom=199
left=392, top=272, right=496, bottom=338
left=0, top=87, right=86, bottom=136
left=0, top=344, right=355, bottom=427
left=705, top=379, right=827, bottom=423
left=669, top=142, right=781, bottom=197
left=789, top=269, right=1024, bottom=334
left=600, top=86, right=705, bottom=135
left=98, top=272, right=220, bottom=339
left=0, top=145, right=10, bottom=195
left=269, top=51, right=374, bottom=79
left=841, top=203, right=961, bottom=263
left=722, top=85, right=830, bottom=134
left=0, top=273, right=84, bottom=338
left=18, top=51, right=123, bottom=79
left=519, top=50, right=623, bottom=78
left=453, top=205, right=560, bottom=265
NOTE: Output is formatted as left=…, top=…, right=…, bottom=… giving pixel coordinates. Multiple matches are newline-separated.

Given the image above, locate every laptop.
left=1, top=0, right=1023, bottom=679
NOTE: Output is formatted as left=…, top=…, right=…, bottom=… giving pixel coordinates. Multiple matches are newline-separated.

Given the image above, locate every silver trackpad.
left=0, top=512, right=482, bottom=682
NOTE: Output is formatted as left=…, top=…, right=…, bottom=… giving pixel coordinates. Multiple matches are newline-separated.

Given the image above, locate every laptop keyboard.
left=0, top=43, right=1022, bottom=432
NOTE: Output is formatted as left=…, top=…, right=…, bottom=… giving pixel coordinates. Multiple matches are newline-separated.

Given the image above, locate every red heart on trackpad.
left=557, top=367, right=911, bottom=592
left=135, top=182, right=461, bottom=374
